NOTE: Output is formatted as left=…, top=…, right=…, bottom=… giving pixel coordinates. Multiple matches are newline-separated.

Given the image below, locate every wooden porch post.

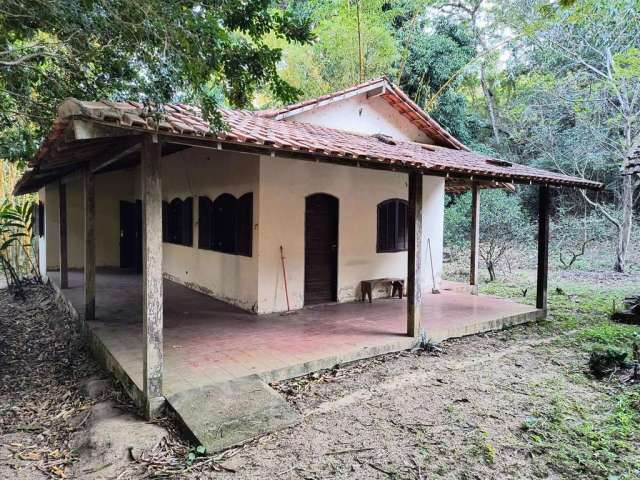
left=83, top=168, right=96, bottom=320
left=469, top=182, right=480, bottom=295
left=58, top=180, right=68, bottom=289
left=407, top=172, right=423, bottom=337
left=141, top=134, right=164, bottom=418
left=536, top=185, right=550, bottom=310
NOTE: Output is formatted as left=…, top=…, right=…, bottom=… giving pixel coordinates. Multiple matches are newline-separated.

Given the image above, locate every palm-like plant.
left=0, top=199, right=41, bottom=297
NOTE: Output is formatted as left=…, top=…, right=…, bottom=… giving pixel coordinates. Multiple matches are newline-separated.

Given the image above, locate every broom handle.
left=280, top=245, right=290, bottom=311
left=428, top=238, right=436, bottom=290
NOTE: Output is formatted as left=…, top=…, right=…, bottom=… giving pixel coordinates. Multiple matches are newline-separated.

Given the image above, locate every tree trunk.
left=486, top=260, right=496, bottom=282
left=614, top=174, right=634, bottom=272
left=480, top=64, right=500, bottom=145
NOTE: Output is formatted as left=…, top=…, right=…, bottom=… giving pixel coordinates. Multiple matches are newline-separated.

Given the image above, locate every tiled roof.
left=256, top=76, right=466, bottom=150
left=17, top=92, right=603, bottom=193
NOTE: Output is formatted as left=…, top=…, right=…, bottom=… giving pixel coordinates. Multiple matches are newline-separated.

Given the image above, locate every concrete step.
left=166, top=375, right=300, bottom=453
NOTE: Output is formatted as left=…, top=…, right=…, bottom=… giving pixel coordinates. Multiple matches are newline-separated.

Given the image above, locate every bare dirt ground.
left=1, top=273, right=638, bottom=479
left=215, top=330, right=599, bottom=479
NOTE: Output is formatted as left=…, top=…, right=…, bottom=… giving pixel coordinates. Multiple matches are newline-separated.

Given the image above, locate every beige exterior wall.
left=255, top=155, right=444, bottom=314
left=40, top=92, right=445, bottom=314
left=290, top=93, right=434, bottom=144
left=160, top=147, right=260, bottom=311
left=45, top=169, right=135, bottom=270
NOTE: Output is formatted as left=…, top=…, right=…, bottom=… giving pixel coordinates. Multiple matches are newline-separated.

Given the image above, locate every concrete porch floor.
left=49, top=268, right=542, bottom=399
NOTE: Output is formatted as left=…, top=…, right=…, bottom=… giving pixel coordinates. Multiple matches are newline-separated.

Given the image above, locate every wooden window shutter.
left=377, top=202, right=388, bottom=252
left=181, top=197, right=193, bottom=246
left=198, top=196, right=212, bottom=249
left=162, top=201, right=169, bottom=242
left=397, top=200, right=408, bottom=251
left=38, top=201, right=45, bottom=237
left=236, top=193, right=253, bottom=257
left=212, top=193, right=237, bottom=254
left=168, top=198, right=183, bottom=245
left=377, top=199, right=408, bottom=253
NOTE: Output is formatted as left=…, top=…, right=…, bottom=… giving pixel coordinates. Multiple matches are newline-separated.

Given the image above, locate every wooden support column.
left=469, top=182, right=480, bottom=295
left=536, top=186, right=550, bottom=310
left=141, top=134, right=164, bottom=418
left=407, top=172, right=423, bottom=337
left=58, top=181, right=69, bottom=289
left=83, top=168, right=95, bottom=320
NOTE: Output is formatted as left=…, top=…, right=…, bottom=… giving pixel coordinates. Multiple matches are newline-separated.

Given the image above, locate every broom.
left=428, top=238, right=439, bottom=294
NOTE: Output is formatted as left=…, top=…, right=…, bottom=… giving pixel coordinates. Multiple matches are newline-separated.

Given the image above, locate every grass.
left=474, top=272, right=640, bottom=479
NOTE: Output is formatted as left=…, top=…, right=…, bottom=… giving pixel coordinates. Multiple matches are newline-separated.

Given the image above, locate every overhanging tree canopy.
left=0, top=0, right=312, bottom=166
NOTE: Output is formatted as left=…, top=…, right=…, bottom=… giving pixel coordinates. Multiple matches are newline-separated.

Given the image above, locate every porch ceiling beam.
left=141, top=133, right=164, bottom=419
left=90, top=136, right=142, bottom=174
left=407, top=172, right=423, bottom=338
left=536, top=186, right=551, bottom=310
left=469, top=182, right=480, bottom=295
left=41, top=135, right=143, bottom=173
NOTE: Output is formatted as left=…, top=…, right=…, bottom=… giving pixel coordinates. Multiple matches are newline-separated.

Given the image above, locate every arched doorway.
left=304, top=193, right=339, bottom=305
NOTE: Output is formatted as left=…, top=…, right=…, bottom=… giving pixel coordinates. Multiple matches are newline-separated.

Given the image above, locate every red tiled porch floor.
left=48, top=269, right=542, bottom=398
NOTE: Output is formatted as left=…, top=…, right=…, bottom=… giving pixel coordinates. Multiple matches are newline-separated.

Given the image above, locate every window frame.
left=163, top=197, right=193, bottom=247
left=376, top=198, right=409, bottom=253
left=198, top=192, right=253, bottom=257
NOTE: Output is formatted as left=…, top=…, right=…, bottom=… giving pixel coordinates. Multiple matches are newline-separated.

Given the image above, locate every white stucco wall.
left=421, top=175, right=445, bottom=293
left=160, top=147, right=260, bottom=311
left=290, top=93, right=434, bottom=144
left=255, top=155, right=445, bottom=314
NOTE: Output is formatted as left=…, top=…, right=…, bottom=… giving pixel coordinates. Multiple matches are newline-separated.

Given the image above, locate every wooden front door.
left=120, top=200, right=143, bottom=272
left=304, top=193, right=338, bottom=305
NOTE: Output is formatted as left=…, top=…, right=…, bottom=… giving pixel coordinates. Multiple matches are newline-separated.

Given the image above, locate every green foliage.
left=260, top=0, right=399, bottom=105
left=0, top=198, right=41, bottom=295
left=484, top=276, right=640, bottom=477
left=186, top=444, right=206, bottom=465
left=397, top=18, right=480, bottom=144
left=0, top=0, right=313, bottom=164
left=523, top=388, right=640, bottom=478
left=588, top=346, right=629, bottom=377
left=445, top=189, right=531, bottom=280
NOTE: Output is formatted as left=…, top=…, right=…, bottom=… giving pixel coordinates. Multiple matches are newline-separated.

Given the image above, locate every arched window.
left=198, top=192, right=253, bottom=257
left=163, top=197, right=193, bottom=246
left=377, top=198, right=408, bottom=253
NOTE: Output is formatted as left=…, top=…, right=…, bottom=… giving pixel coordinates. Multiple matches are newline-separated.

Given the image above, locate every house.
left=14, top=77, right=601, bottom=447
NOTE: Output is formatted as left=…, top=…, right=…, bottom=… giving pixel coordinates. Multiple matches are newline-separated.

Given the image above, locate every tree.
left=259, top=0, right=400, bottom=105
left=499, top=0, right=640, bottom=272
left=551, top=206, right=611, bottom=269
left=435, top=0, right=505, bottom=146
left=0, top=0, right=313, bottom=166
left=396, top=17, right=480, bottom=146
left=445, top=189, right=531, bottom=281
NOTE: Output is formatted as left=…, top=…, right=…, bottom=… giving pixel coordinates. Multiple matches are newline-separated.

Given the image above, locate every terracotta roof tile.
left=17, top=96, right=603, bottom=192
left=255, top=76, right=466, bottom=150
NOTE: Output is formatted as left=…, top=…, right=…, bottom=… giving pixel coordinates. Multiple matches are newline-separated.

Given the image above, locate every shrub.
left=588, top=346, right=628, bottom=378
left=444, top=189, right=532, bottom=281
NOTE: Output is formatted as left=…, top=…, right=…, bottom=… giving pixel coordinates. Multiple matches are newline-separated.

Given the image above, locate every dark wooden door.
left=120, top=200, right=143, bottom=272
left=304, top=193, right=338, bottom=305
